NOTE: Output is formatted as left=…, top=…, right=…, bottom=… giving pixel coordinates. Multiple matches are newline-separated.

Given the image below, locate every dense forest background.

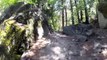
left=0, top=0, right=99, bottom=31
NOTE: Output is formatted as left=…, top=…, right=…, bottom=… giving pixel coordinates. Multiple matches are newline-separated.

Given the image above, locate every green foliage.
left=47, top=0, right=57, bottom=5
left=18, top=0, right=36, bottom=4
left=0, top=0, right=36, bottom=12
left=0, top=0, right=18, bottom=11
left=0, top=19, right=26, bottom=60
left=49, top=12, right=61, bottom=31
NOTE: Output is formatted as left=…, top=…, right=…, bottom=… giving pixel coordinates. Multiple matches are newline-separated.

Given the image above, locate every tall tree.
left=64, top=7, right=68, bottom=26
left=75, top=0, right=81, bottom=23
left=83, top=0, right=89, bottom=24
left=70, top=0, right=74, bottom=25
left=80, top=10, right=83, bottom=21
left=61, top=0, right=64, bottom=29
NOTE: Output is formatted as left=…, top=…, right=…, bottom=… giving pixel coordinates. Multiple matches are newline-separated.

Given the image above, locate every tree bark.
left=70, top=0, right=74, bottom=25
left=83, top=0, right=89, bottom=24
left=65, top=7, right=68, bottom=26
left=80, top=10, right=83, bottom=22
left=62, top=0, right=65, bottom=29
left=75, top=0, right=81, bottom=23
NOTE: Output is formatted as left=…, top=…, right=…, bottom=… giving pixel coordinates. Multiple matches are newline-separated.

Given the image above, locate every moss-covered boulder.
left=0, top=2, right=53, bottom=60
left=0, top=18, right=46, bottom=60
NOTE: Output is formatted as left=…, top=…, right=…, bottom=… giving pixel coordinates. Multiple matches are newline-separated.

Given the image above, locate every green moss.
left=0, top=19, right=27, bottom=60
left=0, top=18, right=40, bottom=60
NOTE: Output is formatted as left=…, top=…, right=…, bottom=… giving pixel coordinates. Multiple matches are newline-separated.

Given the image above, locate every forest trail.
left=21, top=28, right=107, bottom=60
left=0, top=0, right=107, bottom=60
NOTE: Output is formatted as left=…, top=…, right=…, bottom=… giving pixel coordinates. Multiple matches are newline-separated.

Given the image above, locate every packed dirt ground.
left=21, top=28, right=107, bottom=60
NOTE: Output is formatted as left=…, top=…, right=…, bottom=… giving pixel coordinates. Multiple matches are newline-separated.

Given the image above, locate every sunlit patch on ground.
left=102, top=49, right=107, bottom=57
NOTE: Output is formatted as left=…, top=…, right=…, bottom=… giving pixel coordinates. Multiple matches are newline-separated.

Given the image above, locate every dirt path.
left=21, top=28, right=107, bottom=60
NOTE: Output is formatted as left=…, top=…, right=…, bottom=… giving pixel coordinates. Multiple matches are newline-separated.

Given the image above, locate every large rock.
left=63, top=24, right=93, bottom=36
left=98, top=11, right=107, bottom=28
left=0, top=2, right=53, bottom=60
left=98, top=2, right=107, bottom=28
left=0, top=2, right=53, bottom=40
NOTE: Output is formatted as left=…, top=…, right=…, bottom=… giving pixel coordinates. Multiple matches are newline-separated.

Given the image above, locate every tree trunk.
left=75, top=0, right=81, bottom=23
left=83, top=0, right=89, bottom=24
left=80, top=10, right=83, bottom=22
left=70, top=0, right=74, bottom=25
left=65, top=7, right=68, bottom=26
left=62, top=0, right=64, bottom=29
